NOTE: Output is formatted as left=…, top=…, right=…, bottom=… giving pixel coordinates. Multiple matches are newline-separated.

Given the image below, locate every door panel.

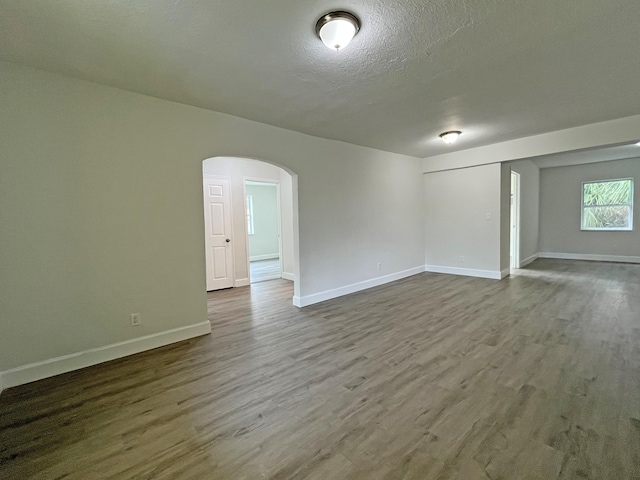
left=203, top=176, right=234, bottom=290
left=213, top=246, right=228, bottom=279
left=209, top=203, right=225, bottom=235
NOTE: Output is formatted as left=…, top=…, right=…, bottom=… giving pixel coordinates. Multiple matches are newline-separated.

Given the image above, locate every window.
left=246, top=195, right=255, bottom=235
left=581, top=178, right=633, bottom=231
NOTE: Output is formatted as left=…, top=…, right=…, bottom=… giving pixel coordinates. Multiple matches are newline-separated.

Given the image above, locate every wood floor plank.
left=1, top=259, right=640, bottom=479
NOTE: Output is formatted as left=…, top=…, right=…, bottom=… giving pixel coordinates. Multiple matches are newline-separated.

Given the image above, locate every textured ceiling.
left=1, top=0, right=640, bottom=157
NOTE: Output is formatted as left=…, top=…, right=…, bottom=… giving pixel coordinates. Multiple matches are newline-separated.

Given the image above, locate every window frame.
left=246, top=194, right=255, bottom=236
left=580, top=177, right=634, bottom=232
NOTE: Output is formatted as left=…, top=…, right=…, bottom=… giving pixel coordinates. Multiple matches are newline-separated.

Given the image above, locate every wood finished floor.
left=250, top=259, right=281, bottom=283
left=1, top=259, right=639, bottom=479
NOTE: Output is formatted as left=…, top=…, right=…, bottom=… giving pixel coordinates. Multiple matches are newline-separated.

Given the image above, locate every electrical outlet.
left=377, top=262, right=382, bottom=270
left=130, top=313, right=141, bottom=326
left=459, top=256, right=464, bottom=263
left=485, top=213, right=492, bottom=221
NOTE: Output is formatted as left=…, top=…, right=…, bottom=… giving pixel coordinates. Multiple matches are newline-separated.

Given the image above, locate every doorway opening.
left=510, top=170, right=521, bottom=269
left=201, top=156, right=300, bottom=303
left=245, top=180, right=282, bottom=283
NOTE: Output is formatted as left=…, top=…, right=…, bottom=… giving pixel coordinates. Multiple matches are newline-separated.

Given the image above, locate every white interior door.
left=203, top=176, right=234, bottom=291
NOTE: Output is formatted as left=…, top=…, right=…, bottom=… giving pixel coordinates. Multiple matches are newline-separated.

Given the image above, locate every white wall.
left=279, top=169, right=295, bottom=279
left=500, top=163, right=511, bottom=273
left=246, top=184, right=280, bottom=260
left=0, top=61, right=425, bottom=387
left=539, top=158, right=640, bottom=261
left=507, top=160, right=540, bottom=265
left=424, top=163, right=505, bottom=278
left=203, top=158, right=293, bottom=282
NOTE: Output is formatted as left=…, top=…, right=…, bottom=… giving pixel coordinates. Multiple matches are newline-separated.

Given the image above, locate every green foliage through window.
left=582, top=179, right=633, bottom=230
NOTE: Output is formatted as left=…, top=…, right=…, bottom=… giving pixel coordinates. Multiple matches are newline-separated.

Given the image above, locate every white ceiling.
left=1, top=0, right=639, bottom=158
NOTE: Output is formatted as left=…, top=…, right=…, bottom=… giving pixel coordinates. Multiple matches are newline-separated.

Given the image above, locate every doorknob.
left=226, top=238, right=231, bottom=243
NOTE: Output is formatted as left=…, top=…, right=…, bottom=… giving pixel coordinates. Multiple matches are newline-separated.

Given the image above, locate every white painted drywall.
left=507, top=160, right=540, bottom=265
left=500, top=163, right=511, bottom=274
left=424, top=163, right=503, bottom=276
left=539, top=158, right=640, bottom=258
left=202, top=158, right=293, bottom=282
left=0, top=61, right=425, bottom=378
left=279, top=168, right=295, bottom=279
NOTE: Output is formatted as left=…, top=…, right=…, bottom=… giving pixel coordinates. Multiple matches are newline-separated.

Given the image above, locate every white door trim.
left=510, top=170, right=521, bottom=269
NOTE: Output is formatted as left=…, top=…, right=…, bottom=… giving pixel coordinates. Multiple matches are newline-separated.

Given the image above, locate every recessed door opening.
left=510, top=170, right=521, bottom=269
left=245, top=180, right=282, bottom=283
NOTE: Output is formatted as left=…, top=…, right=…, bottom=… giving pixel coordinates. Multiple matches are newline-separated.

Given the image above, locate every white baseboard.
left=250, top=254, right=279, bottom=262
left=235, top=277, right=250, bottom=287
left=281, top=272, right=294, bottom=281
left=0, top=321, right=212, bottom=392
left=293, top=266, right=426, bottom=308
left=425, top=265, right=504, bottom=280
left=538, top=252, right=640, bottom=264
left=501, top=268, right=510, bottom=279
left=519, top=253, right=539, bottom=268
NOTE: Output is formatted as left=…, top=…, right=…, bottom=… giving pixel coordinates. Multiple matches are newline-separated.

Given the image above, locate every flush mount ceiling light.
left=315, top=11, right=360, bottom=51
left=439, top=131, right=462, bottom=144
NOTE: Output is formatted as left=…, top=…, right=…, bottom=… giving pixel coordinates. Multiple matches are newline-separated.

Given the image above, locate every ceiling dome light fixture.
left=439, top=131, right=462, bottom=144
left=315, top=11, right=360, bottom=51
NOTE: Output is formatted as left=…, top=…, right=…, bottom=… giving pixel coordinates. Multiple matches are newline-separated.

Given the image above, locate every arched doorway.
left=201, top=156, right=300, bottom=304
